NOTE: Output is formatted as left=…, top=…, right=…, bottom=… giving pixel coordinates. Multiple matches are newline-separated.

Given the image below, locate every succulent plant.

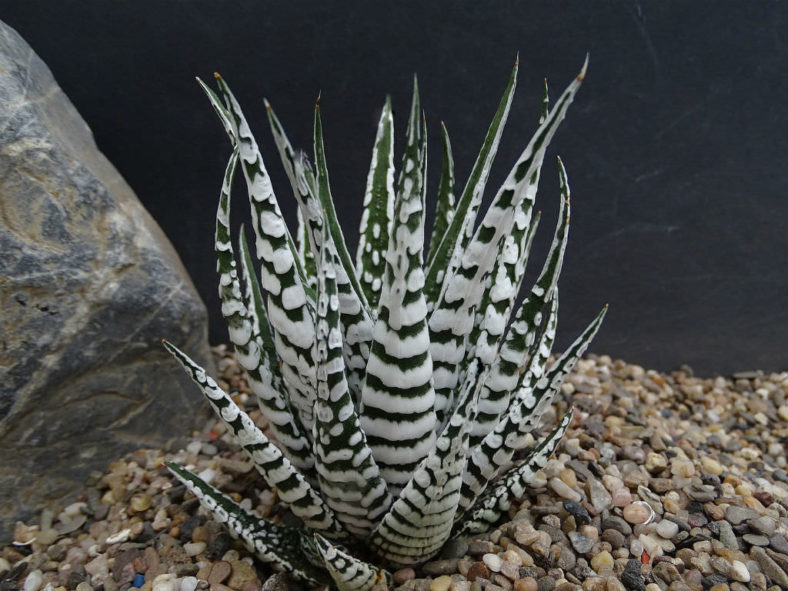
left=163, top=56, right=605, bottom=591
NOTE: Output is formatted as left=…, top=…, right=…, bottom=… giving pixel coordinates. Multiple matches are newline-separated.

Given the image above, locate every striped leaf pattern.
left=214, top=149, right=315, bottom=477
left=166, top=462, right=329, bottom=586
left=166, top=58, right=603, bottom=585
left=359, top=80, right=438, bottom=493
left=453, top=409, right=574, bottom=537
left=356, top=97, right=395, bottom=310
left=313, top=225, right=392, bottom=537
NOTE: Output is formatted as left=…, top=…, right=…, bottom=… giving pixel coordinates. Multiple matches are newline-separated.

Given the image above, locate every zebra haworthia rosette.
left=165, top=56, right=606, bottom=591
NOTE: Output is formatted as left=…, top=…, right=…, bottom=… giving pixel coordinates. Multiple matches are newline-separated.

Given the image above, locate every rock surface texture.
left=0, top=20, right=212, bottom=540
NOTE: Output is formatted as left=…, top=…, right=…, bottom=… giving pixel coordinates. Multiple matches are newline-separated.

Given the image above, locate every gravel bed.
left=2, top=346, right=788, bottom=591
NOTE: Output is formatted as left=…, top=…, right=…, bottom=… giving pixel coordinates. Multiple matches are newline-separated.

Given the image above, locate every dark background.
left=4, top=1, right=786, bottom=376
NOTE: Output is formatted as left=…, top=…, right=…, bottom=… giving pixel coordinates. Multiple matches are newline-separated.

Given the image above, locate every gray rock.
left=770, top=532, right=788, bottom=554
left=751, top=547, right=788, bottom=587
left=567, top=531, right=594, bottom=554
left=717, top=520, right=739, bottom=550
left=725, top=505, right=759, bottom=525
left=0, top=20, right=212, bottom=540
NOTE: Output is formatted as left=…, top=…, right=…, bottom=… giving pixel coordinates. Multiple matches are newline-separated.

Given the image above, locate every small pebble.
left=622, top=502, right=652, bottom=525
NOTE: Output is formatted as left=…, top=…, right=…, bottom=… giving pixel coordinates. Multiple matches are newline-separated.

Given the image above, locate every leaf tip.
left=213, top=72, right=223, bottom=81
left=577, top=54, right=590, bottom=81
left=263, top=98, right=272, bottom=111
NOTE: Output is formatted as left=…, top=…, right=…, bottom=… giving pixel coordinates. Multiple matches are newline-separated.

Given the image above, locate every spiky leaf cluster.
left=165, top=58, right=605, bottom=591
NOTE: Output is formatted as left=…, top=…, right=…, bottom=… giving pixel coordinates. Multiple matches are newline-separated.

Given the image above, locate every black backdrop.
left=4, top=1, right=787, bottom=375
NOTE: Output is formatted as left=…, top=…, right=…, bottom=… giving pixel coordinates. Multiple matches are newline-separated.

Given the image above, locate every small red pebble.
left=641, top=550, right=649, bottom=564
left=209, top=430, right=219, bottom=441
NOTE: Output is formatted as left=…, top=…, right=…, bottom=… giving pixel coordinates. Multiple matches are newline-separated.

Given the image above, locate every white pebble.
left=24, top=570, right=43, bottom=591
left=482, top=553, right=502, bottom=572
left=730, top=560, right=750, bottom=583
left=655, top=519, right=679, bottom=539
left=152, top=574, right=178, bottom=591
left=186, top=441, right=202, bottom=454
left=549, top=477, right=582, bottom=502
left=197, top=468, right=215, bottom=483
left=180, top=578, right=198, bottom=591
left=105, top=528, right=131, bottom=544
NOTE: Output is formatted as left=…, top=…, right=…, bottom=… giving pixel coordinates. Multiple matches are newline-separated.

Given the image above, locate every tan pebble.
left=605, top=578, right=626, bottom=591
left=208, top=562, right=232, bottom=585
left=644, top=453, right=667, bottom=474
left=513, top=578, right=537, bottom=591
left=560, top=468, right=578, bottom=489
left=623, top=503, right=651, bottom=525
left=611, top=488, right=632, bottom=507
left=700, top=456, right=722, bottom=476
left=707, top=585, right=727, bottom=591
left=196, top=566, right=212, bottom=581
left=430, top=576, right=452, bottom=591
left=742, top=496, right=765, bottom=510
left=501, top=550, right=522, bottom=567
left=129, top=494, right=152, bottom=512
left=184, top=542, right=206, bottom=557
left=590, top=551, right=614, bottom=574
left=777, top=405, right=788, bottom=421
left=228, top=561, right=258, bottom=590
left=670, top=459, right=695, bottom=478
left=393, top=568, right=415, bottom=585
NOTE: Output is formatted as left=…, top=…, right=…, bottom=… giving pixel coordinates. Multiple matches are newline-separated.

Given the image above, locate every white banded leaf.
left=211, top=75, right=319, bottom=435
left=166, top=462, right=328, bottom=586
left=313, top=226, right=392, bottom=537
left=356, top=96, right=395, bottom=310
left=266, top=99, right=374, bottom=398
left=369, top=361, right=480, bottom=567
left=426, top=123, right=456, bottom=267
left=314, top=534, right=391, bottom=591
left=236, top=228, right=316, bottom=477
left=424, top=59, right=519, bottom=309
left=459, top=303, right=605, bottom=513
left=469, top=157, right=571, bottom=444
left=454, top=409, right=574, bottom=536
left=214, top=148, right=315, bottom=477
left=162, top=340, right=346, bottom=538
left=359, top=79, right=437, bottom=492
left=428, top=60, right=587, bottom=429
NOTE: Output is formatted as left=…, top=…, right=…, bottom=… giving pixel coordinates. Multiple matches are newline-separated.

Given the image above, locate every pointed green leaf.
left=213, top=148, right=314, bottom=477
left=428, top=59, right=587, bottom=429
left=356, top=97, right=395, bottom=310
left=313, top=225, right=392, bottom=538
left=162, top=340, right=347, bottom=539
left=296, top=206, right=318, bottom=292
left=314, top=534, right=392, bottom=591
left=196, top=76, right=236, bottom=142
left=212, top=75, right=319, bottom=435
left=426, top=122, right=456, bottom=267
left=424, top=59, right=519, bottom=308
left=167, top=462, right=329, bottom=586
left=266, top=100, right=374, bottom=399
left=314, top=100, right=370, bottom=312
left=359, top=79, right=438, bottom=493
left=454, top=409, right=574, bottom=536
